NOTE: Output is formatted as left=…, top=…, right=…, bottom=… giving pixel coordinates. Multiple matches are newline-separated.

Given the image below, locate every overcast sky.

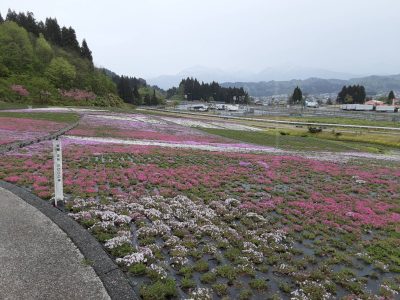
left=1, top=0, right=399, bottom=79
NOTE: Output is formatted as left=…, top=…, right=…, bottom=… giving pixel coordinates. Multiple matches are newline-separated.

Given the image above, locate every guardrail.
left=0, top=119, right=80, bottom=155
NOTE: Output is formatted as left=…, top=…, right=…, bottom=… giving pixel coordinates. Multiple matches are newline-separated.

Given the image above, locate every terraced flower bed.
left=0, top=111, right=399, bottom=299
left=0, top=112, right=79, bottom=145
left=1, top=138, right=399, bottom=299
left=67, top=114, right=236, bottom=144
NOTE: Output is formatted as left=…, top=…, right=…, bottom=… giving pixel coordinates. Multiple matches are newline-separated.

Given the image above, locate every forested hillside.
left=102, top=68, right=165, bottom=106
left=0, top=10, right=157, bottom=107
left=222, top=75, right=400, bottom=97
left=167, top=77, right=249, bottom=104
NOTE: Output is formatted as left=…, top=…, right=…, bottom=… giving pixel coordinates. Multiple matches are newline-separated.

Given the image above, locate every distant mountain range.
left=147, top=65, right=358, bottom=90
left=222, top=74, right=400, bottom=97
left=147, top=66, right=400, bottom=97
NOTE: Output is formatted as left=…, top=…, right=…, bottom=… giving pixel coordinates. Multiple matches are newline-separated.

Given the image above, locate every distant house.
left=365, top=100, right=383, bottom=106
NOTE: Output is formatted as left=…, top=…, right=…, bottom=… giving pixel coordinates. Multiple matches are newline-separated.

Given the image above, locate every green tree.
left=35, top=33, right=53, bottom=65
left=61, top=26, right=80, bottom=53
left=151, top=89, right=158, bottom=105
left=90, top=70, right=116, bottom=96
left=0, top=21, right=34, bottom=73
left=344, top=95, right=353, bottom=104
left=132, top=86, right=142, bottom=105
left=0, top=63, right=10, bottom=77
left=16, top=11, right=39, bottom=36
left=80, top=39, right=93, bottom=62
left=0, top=13, right=4, bottom=23
left=44, top=18, right=62, bottom=46
left=6, top=9, right=17, bottom=22
left=337, top=85, right=366, bottom=104
left=388, top=90, right=395, bottom=104
left=45, top=57, right=76, bottom=89
left=144, top=94, right=151, bottom=106
left=290, top=86, right=303, bottom=105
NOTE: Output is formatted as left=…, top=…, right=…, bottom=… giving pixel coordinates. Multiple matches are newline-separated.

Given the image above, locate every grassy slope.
left=0, top=112, right=80, bottom=123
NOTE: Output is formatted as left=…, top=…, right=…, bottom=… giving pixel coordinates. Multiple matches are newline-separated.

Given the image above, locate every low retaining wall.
left=0, top=180, right=137, bottom=300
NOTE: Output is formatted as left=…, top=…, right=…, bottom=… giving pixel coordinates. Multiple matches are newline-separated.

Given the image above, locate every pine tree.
left=388, top=90, right=395, bottom=101
left=44, top=18, right=62, bottom=46
left=144, top=94, right=151, bottom=106
left=0, top=12, right=4, bottom=23
left=6, top=9, right=17, bottom=22
left=25, top=12, right=39, bottom=36
left=132, top=86, right=142, bottom=105
left=151, top=89, right=158, bottom=105
left=61, top=26, right=80, bottom=53
left=80, top=39, right=93, bottom=62
left=337, top=85, right=366, bottom=104
left=290, top=86, right=303, bottom=105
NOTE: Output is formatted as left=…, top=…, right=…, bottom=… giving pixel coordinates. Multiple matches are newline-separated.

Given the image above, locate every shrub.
left=194, top=259, right=209, bottom=273
left=238, top=289, right=253, bottom=300
left=109, top=243, right=134, bottom=258
left=177, top=266, right=193, bottom=277
left=212, top=283, right=228, bottom=296
left=128, top=263, right=146, bottom=275
left=216, top=265, right=237, bottom=282
left=308, top=126, right=322, bottom=133
left=11, top=84, right=29, bottom=97
left=181, top=277, right=196, bottom=290
left=140, top=278, right=178, bottom=300
left=200, top=272, right=216, bottom=284
left=279, top=282, right=291, bottom=293
left=249, top=278, right=268, bottom=290
left=224, top=247, right=241, bottom=261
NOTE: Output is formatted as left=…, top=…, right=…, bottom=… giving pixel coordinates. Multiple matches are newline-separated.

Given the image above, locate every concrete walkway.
left=0, top=187, right=110, bottom=300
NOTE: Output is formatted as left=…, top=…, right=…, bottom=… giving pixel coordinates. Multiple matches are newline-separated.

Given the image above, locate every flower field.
left=0, top=110, right=399, bottom=299
left=0, top=116, right=66, bottom=145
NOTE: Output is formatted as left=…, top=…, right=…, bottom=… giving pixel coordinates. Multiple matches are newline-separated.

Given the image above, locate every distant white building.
left=305, top=100, right=319, bottom=108
left=225, top=104, right=239, bottom=111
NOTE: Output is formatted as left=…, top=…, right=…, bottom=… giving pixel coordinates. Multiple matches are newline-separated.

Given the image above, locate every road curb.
left=0, top=180, right=138, bottom=300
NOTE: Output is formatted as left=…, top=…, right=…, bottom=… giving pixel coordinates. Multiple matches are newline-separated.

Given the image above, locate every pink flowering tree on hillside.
left=10, top=84, right=29, bottom=99
left=59, top=89, right=96, bottom=101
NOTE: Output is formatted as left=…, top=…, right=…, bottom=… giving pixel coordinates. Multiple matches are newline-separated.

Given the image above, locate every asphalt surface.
left=0, top=187, right=111, bottom=300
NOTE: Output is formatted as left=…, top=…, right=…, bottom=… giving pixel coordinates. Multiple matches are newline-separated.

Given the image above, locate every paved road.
left=0, top=187, right=110, bottom=300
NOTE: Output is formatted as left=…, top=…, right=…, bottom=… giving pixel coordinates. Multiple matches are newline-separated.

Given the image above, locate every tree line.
left=1, top=9, right=92, bottom=62
left=0, top=10, right=121, bottom=106
left=0, top=9, right=164, bottom=107
left=288, top=85, right=396, bottom=105
left=336, top=85, right=366, bottom=104
left=168, top=78, right=249, bottom=104
left=112, top=75, right=163, bottom=106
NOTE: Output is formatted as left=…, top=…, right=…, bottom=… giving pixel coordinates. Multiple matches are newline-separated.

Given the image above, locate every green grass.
left=261, top=115, right=400, bottom=128
left=138, top=107, right=400, bottom=128
left=0, top=112, right=80, bottom=123
left=202, top=128, right=397, bottom=153
left=0, top=101, right=47, bottom=110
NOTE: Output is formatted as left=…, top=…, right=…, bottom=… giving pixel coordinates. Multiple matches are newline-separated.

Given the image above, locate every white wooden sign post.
left=53, top=138, right=64, bottom=206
